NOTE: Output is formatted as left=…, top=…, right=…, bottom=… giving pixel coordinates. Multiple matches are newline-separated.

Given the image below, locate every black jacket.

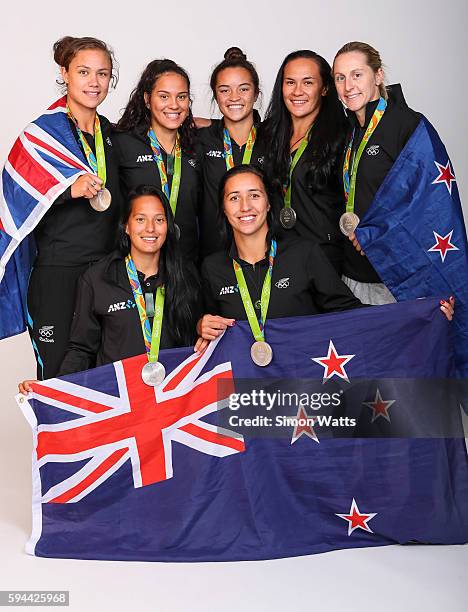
left=271, top=134, right=345, bottom=274
left=113, top=126, right=201, bottom=262
left=33, top=115, right=123, bottom=267
left=197, top=119, right=267, bottom=258
left=59, top=251, right=202, bottom=375
left=201, top=236, right=363, bottom=320
left=341, top=85, right=421, bottom=283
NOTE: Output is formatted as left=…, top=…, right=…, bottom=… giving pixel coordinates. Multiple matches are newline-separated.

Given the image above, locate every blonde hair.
left=334, top=41, right=387, bottom=100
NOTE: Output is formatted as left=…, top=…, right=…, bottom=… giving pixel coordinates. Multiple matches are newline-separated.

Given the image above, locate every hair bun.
left=224, top=47, right=247, bottom=62
left=53, top=36, right=77, bottom=66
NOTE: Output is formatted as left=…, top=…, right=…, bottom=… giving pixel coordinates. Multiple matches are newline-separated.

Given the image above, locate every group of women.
left=18, top=36, right=455, bottom=392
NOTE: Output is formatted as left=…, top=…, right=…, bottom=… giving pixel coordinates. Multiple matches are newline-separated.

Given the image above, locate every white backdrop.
left=0, top=2, right=467, bottom=610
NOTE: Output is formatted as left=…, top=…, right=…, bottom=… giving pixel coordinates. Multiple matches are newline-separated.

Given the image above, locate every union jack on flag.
left=19, top=335, right=244, bottom=507
left=0, top=97, right=92, bottom=339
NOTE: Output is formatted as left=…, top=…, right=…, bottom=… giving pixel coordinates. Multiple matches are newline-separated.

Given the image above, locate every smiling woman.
left=114, top=59, right=201, bottom=263
left=19, top=185, right=203, bottom=392
left=196, top=165, right=364, bottom=358
left=262, top=50, right=347, bottom=274
left=25, top=36, right=123, bottom=381
left=197, top=47, right=267, bottom=258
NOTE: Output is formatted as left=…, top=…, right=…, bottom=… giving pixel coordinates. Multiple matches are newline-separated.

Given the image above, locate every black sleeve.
left=307, top=244, right=366, bottom=312
left=200, top=259, right=219, bottom=314
left=111, top=132, right=130, bottom=204
left=52, top=186, right=72, bottom=206
left=186, top=262, right=204, bottom=338
left=58, top=275, right=101, bottom=375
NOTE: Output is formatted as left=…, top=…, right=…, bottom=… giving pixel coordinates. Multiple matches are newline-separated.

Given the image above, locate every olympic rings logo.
left=275, top=278, right=290, bottom=289
left=366, top=145, right=380, bottom=156
left=39, top=326, right=54, bottom=338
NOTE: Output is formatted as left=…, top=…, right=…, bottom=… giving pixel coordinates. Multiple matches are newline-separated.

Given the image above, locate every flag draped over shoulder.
left=0, top=97, right=91, bottom=339
left=17, top=299, right=468, bottom=562
left=355, top=117, right=468, bottom=378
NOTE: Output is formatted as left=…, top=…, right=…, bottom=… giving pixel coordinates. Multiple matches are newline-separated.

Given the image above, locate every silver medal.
left=279, top=207, right=297, bottom=229
left=250, top=341, right=273, bottom=367
left=174, top=223, right=181, bottom=241
left=90, top=187, right=112, bottom=212
left=339, top=212, right=360, bottom=236
left=141, top=361, right=166, bottom=387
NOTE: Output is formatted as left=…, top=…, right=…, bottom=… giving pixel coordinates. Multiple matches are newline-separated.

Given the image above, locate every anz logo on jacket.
left=136, top=154, right=154, bottom=163
left=107, top=299, right=137, bottom=313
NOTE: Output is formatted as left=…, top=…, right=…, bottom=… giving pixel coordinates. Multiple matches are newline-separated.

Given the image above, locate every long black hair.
left=120, top=184, right=200, bottom=345
left=115, top=59, right=195, bottom=154
left=217, top=164, right=278, bottom=248
left=262, top=50, right=346, bottom=193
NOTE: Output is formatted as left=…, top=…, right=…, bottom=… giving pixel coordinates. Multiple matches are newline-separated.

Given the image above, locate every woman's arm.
left=58, top=275, right=102, bottom=375
left=308, top=244, right=365, bottom=312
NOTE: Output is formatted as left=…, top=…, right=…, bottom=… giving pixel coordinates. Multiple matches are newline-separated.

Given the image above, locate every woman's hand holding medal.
left=349, top=231, right=365, bottom=256
left=71, top=173, right=103, bottom=200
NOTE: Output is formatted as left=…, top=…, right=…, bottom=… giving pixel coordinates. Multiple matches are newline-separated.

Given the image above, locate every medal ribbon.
left=343, top=97, right=387, bottom=213
left=125, top=255, right=165, bottom=362
left=148, top=129, right=182, bottom=217
left=232, top=239, right=277, bottom=342
left=283, top=130, right=310, bottom=208
left=67, top=106, right=106, bottom=186
left=223, top=125, right=257, bottom=170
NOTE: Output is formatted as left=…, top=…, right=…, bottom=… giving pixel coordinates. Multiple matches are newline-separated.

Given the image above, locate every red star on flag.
left=311, top=340, right=355, bottom=382
left=363, top=389, right=395, bottom=423
left=336, top=498, right=377, bottom=536
left=432, top=160, right=456, bottom=195
left=291, top=403, right=319, bottom=445
left=428, top=230, right=459, bottom=262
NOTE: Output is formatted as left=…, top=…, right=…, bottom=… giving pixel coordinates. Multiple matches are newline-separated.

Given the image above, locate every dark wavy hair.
left=217, top=164, right=278, bottom=248
left=262, top=50, right=346, bottom=194
left=115, top=59, right=195, bottom=154
left=210, top=46, right=262, bottom=124
left=120, top=184, right=200, bottom=345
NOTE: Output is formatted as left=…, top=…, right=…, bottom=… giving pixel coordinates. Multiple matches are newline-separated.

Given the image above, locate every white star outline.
left=311, top=339, right=355, bottom=383
left=432, top=160, right=456, bottom=195
left=335, top=498, right=378, bottom=536
left=290, top=402, right=319, bottom=445
left=427, top=229, right=460, bottom=263
left=363, top=388, right=396, bottom=423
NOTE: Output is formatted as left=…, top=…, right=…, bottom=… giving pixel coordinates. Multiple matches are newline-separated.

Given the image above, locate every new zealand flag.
left=17, top=299, right=468, bottom=561
left=355, top=117, right=468, bottom=379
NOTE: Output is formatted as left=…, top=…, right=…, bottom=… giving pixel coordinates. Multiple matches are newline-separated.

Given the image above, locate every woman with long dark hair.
left=197, top=47, right=267, bottom=258
left=19, top=184, right=202, bottom=391
left=19, top=36, right=122, bottom=380
left=262, top=50, right=346, bottom=273
left=195, top=165, right=366, bottom=358
left=114, top=59, right=201, bottom=262
left=195, top=165, right=453, bottom=358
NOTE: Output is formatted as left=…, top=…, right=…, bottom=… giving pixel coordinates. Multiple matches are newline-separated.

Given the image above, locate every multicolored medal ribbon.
left=66, top=105, right=111, bottom=212
left=125, top=255, right=166, bottom=386
left=280, top=130, right=310, bottom=229
left=148, top=129, right=182, bottom=222
left=340, top=97, right=387, bottom=236
left=232, top=239, right=277, bottom=366
left=223, top=125, right=257, bottom=170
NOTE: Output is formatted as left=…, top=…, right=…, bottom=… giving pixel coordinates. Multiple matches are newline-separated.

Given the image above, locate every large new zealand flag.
left=17, top=299, right=468, bottom=561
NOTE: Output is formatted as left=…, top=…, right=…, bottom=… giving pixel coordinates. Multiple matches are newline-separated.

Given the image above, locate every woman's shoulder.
left=385, top=86, right=421, bottom=131
left=200, top=249, right=230, bottom=273
left=196, top=118, right=223, bottom=144
left=81, top=251, right=123, bottom=284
